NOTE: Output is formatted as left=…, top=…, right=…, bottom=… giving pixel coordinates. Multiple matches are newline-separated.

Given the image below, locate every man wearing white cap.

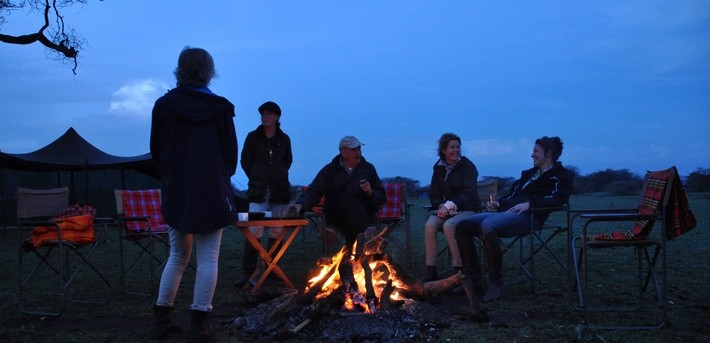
left=295, top=135, right=386, bottom=247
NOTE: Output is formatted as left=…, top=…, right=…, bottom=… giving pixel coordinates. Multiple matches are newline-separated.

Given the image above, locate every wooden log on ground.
left=423, top=272, right=461, bottom=297
left=374, top=254, right=428, bottom=299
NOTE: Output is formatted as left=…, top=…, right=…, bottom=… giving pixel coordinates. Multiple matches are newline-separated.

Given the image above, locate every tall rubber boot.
left=235, top=240, right=257, bottom=287
left=481, top=231, right=504, bottom=302
left=151, top=305, right=182, bottom=340
left=186, top=310, right=212, bottom=343
left=456, top=235, right=485, bottom=298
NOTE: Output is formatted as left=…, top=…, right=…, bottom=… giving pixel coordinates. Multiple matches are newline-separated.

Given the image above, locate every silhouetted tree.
left=575, top=168, right=643, bottom=195
left=686, top=167, right=710, bottom=192
left=0, top=0, right=103, bottom=74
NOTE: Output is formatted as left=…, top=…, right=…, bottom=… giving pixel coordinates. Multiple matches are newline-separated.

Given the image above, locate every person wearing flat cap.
left=236, top=100, right=293, bottom=288
left=295, top=135, right=386, bottom=247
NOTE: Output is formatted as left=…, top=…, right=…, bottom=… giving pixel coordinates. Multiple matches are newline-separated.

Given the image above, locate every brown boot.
left=186, top=310, right=213, bottom=343
left=151, top=305, right=182, bottom=340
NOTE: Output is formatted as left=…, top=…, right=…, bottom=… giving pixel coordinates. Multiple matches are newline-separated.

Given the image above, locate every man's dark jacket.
left=241, top=123, right=292, bottom=204
left=298, top=155, right=386, bottom=240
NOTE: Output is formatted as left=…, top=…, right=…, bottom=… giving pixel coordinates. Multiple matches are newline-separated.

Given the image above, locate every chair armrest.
left=17, top=219, right=60, bottom=227
left=120, top=216, right=150, bottom=223
left=569, top=208, right=637, bottom=215
left=94, top=217, right=114, bottom=223
left=569, top=208, right=638, bottom=226
left=578, top=212, right=660, bottom=221
left=528, top=204, right=568, bottom=213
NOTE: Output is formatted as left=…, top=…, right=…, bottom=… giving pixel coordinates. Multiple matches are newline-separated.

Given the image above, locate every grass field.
left=0, top=193, right=708, bottom=342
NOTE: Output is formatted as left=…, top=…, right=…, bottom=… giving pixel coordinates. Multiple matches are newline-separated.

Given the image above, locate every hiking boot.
left=186, top=310, right=213, bottom=343
left=422, top=265, right=438, bottom=282
left=151, top=305, right=182, bottom=340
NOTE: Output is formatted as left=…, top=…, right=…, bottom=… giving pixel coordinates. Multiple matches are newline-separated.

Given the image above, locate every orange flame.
left=304, top=240, right=410, bottom=312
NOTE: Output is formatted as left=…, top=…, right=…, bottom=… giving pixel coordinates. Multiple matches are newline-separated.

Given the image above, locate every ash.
left=229, top=292, right=455, bottom=342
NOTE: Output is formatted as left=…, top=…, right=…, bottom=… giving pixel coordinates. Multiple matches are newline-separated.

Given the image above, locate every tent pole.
left=84, top=158, right=89, bottom=205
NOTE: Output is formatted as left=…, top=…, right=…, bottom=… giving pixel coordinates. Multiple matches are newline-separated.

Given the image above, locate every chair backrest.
left=114, top=189, right=168, bottom=233
left=378, top=183, right=406, bottom=220
left=593, top=167, right=675, bottom=241
left=16, top=187, right=69, bottom=220
left=476, top=180, right=498, bottom=209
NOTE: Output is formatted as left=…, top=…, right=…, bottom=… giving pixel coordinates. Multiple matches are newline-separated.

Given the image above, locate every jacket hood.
left=162, top=86, right=234, bottom=122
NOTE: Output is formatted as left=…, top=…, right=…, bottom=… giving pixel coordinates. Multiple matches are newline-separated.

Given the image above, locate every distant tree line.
left=686, top=167, right=710, bottom=192
left=411, top=165, right=710, bottom=196
left=284, top=166, right=710, bottom=200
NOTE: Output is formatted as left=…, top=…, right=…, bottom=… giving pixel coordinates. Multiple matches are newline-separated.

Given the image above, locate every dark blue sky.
left=1, top=1, right=708, bottom=187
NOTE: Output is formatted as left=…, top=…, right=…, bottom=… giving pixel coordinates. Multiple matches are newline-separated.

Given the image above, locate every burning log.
left=422, top=272, right=461, bottom=297
left=270, top=227, right=476, bottom=327
left=268, top=247, right=347, bottom=319
left=379, top=279, right=405, bottom=309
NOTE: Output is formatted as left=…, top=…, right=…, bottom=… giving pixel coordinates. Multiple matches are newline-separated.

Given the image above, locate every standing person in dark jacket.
left=235, top=101, right=293, bottom=287
left=149, top=47, right=238, bottom=342
left=294, top=135, right=386, bottom=248
left=455, top=136, right=573, bottom=304
left=423, top=133, right=480, bottom=282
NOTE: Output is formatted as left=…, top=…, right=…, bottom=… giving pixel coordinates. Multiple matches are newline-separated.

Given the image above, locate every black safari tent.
left=0, top=127, right=159, bottom=224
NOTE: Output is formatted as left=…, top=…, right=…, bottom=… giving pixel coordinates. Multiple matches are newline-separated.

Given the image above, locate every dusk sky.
left=1, top=1, right=708, bottom=189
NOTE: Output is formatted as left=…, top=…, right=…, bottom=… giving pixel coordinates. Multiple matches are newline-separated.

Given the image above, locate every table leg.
left=240, top=226, right=302, bottom=293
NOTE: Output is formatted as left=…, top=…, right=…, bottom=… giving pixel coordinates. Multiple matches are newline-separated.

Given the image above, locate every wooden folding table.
left=235, top=218, right=309, bottom=294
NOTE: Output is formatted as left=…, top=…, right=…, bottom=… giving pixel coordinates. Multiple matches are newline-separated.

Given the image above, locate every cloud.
left=107, top=79, right=170, bottom=118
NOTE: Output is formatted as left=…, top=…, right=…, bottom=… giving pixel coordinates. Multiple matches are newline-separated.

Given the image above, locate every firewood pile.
left=229, top=229, right=486, bottom=342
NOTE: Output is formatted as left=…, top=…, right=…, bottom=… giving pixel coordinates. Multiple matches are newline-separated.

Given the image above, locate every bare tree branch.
left=0, top=0, right=97, bottom=74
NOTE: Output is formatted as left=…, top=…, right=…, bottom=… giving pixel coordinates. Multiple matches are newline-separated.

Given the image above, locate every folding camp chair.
left=499, top=204, right=570, bottom=294
left=569, top=166, right=696, bottom=330
left=17, top=187, right=111, bottom=316
left=114, top=189, right=170, bottom=296
left=376, top=183, right=413, bottom=267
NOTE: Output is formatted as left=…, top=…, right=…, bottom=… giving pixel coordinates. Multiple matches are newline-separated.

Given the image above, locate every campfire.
left=231, top=227, right=486, bottom=341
